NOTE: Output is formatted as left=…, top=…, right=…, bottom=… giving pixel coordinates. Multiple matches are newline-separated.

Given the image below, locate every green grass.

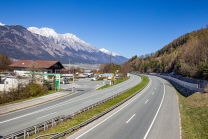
left=30, top=75, right=149, bottom=139
left=97, top=76, right=129, bottom=90
left=178, top=92, right=208, bottom=139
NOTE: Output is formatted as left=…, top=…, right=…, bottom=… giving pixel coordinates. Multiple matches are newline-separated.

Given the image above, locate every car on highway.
left=91, top=77, right=97, bottom=81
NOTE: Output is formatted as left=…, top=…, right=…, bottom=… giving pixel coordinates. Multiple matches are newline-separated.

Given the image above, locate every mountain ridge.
left=0, top=23, right=128, bottom=64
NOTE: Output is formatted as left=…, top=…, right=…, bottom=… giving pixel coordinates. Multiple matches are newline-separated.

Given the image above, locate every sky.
left=0, top=0, right=208, bottom=59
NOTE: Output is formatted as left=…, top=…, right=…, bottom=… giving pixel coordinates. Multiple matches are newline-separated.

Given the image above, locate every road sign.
left=55, top=74, right=60, bottom=90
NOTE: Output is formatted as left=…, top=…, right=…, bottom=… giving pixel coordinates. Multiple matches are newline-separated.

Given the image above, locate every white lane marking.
left=74, top=78, right=152, bottom=139
left=0, top=110, right=46, bottom=124
left=126, top=114, right=136, bottom=123
left=152, top=92, right=154, bottom=95
left=155, top=88, right=156, bottom=89
left=0, top=88, right=119, bottom=123
left=145, top=100, right=149, bottom=104
left=82, top=100, right=92, bottom=104
left=36, top=112, right=57, bottom=119
left=143, top=81, right=165, bottom=139
left=0, top=75, right=139, bottom=124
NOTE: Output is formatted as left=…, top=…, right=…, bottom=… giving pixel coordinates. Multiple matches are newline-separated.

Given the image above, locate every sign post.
left=55, top=74, right=60, bottom=90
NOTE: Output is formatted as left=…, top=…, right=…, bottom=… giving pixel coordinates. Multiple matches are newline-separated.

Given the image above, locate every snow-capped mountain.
left=28, top=27, right=99, bottom=52
left=0, top=23, right=128, bottom=64
left=0, top=22, right=5, bottom=26
left=99, top=48, right=119, bottom=56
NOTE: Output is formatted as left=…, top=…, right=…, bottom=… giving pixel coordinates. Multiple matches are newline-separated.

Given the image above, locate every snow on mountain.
left=0, top=22, right=5, bottom=26
left=28, top=27, right=99, bottom=52
left=28, top=27, right=59, bottom=38
left=99, top=48, right=119, bottom=56
left=0, top=24, right=128, bottom=64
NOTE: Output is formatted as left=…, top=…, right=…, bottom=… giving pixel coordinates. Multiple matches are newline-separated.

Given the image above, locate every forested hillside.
left=128, top=27, right=208, bottom=80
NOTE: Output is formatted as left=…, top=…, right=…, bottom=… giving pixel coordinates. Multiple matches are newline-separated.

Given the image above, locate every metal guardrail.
left=3, top=78, right=146, bottom=139
left=154, top=74, right=205, bottom=97
left=49, top=86, right=146, bottom=139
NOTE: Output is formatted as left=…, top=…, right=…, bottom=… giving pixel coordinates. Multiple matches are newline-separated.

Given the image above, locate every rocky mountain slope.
left=0, top=24, right=128, bottom=64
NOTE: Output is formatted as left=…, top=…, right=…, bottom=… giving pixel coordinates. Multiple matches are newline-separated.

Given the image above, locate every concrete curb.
left=0, top=92, right=70, bottom=115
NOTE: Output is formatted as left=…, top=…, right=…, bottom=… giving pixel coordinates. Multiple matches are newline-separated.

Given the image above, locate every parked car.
left=91, top=77, right=97, bottom=81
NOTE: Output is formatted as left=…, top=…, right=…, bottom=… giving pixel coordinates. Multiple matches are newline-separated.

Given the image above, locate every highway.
left=67, top=75, right=180, bottom=139
left=0, top=74, right=141, bottom=136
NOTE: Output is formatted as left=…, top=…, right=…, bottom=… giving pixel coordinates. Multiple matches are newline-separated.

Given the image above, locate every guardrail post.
left=52, top=119, right=56, bottom=127
left=54, top=119, right=56, bottom=126
left=34, top=125, right=37, bottom=134
left=24, top=130, right=26, bottom=139
left=27, top=131, right=29, bottom=137
left=44, top=122, right=47, bottom=130
left=60, top=117, right=63, bottom=123
left=52, top=119, right=54, bottom=127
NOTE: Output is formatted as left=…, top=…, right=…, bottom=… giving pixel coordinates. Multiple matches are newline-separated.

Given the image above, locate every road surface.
left=0, top=75, right=141, bottom=136
left=67, top=75, right=180, bottom=139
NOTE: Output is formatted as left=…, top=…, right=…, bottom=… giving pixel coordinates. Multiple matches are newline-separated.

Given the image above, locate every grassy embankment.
left=178, top=92, right=208, bottom=139
left=97, top=76, right=129, bottom=90
left=30, top=75, right=149, bottom=138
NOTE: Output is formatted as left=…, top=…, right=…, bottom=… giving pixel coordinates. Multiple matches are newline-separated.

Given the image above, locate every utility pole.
left=110, top=53, right=112, bottom=64
left=69, top=58, right=70, bottom=68
left=110, top=53, right=112, bottom=73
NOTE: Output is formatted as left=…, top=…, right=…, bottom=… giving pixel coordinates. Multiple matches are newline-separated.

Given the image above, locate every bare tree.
left=121, top=62, right=131, bottom=77
left=99, top=64, right=105, bottom=73
left=26, top=61, right=42, bottom=84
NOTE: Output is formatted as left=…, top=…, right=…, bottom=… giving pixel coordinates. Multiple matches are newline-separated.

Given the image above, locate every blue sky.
left=1, top=0, right=208, bottom=59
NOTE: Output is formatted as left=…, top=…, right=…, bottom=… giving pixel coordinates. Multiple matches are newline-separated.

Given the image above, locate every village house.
left=0, top=60, right=65, bottom=92
left=9, top=60, right=65, bottom=76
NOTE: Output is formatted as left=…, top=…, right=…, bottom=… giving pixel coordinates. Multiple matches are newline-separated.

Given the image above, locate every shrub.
left=0, top=83, right=48, bottom=105
left=43, top=81, right=52, bottom=90
left=98, top=76, right=106, bottom=80
left=25, top=83, right=46, bottom=97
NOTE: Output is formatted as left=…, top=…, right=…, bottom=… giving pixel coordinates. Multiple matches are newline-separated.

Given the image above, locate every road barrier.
left=154, top=74, right=205, bottom=97
left=3, top=77, right=146, bottom=139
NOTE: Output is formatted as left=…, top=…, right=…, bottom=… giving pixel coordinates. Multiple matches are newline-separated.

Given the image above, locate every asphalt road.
left=67, top=75, right=180, bottom=139
left=0, top=75, right=141, bottom=136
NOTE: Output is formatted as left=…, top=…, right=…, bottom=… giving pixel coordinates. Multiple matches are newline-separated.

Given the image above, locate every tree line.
left=126, top=26, right=208, bottom=80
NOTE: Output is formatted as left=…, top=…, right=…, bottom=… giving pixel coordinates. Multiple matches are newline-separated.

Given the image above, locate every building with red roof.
left=9, top=60, right=65, bottom=76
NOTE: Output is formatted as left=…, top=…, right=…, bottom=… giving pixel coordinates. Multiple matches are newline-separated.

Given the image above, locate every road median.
left=28, top=75, right=149, bottom=139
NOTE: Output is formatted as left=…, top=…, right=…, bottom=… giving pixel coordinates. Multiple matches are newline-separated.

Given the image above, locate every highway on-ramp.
left=0, top=75, right=141, bottom=136
left=67, top=75, right=180, bottom=139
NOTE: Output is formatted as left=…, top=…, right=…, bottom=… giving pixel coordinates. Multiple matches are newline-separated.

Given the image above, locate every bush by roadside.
left=178, top=92, right=208, bottom=139
left=0, top=83, right=48, bottom=105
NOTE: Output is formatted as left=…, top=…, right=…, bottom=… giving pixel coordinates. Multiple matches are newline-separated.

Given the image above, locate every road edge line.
left=143, top=79, right=166, bottom=139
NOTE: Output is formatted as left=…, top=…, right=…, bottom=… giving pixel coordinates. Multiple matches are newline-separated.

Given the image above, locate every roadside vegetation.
left=178, top=92, right=208, bottom=139
left=0, top=81, right=58, bottom=105
left=0, top=52, right=13, bottom=71
left=97, top=76, right=129, bottom=90
left=30, top=75, right=149, bottom=139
